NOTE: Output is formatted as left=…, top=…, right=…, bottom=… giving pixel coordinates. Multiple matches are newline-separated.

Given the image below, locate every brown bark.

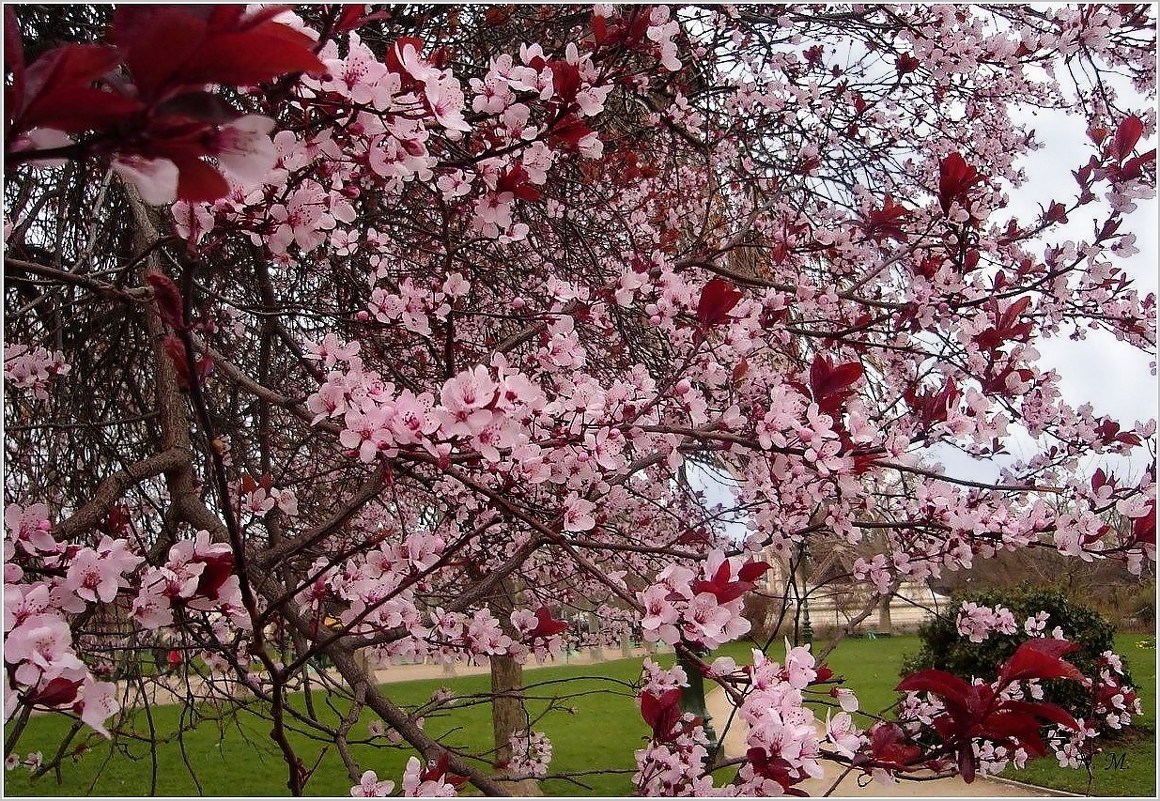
left=488, top=579, right=542, bottom=795
left=878, top=594, right=893, bottom=634
left=490, top=652, right=525, bottom=767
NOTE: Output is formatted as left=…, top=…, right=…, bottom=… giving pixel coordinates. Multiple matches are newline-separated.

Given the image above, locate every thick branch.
left=51, top=447, right=188, bottom=540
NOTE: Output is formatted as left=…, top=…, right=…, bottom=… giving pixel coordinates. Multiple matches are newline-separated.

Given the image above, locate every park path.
left=704, top=687, right=1079, bottom=798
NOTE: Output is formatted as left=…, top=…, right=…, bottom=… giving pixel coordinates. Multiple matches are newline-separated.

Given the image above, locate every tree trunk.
left=488, top=582, right=541, bottom=795
left=878, top=594, right=893, bottom=634
left=490, top=652, right=524, bottom=768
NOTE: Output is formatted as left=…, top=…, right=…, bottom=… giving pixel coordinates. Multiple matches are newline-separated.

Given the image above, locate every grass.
left=4, top=634, right=1154, bottom=796
left=3, top=655, right=675, bottom=797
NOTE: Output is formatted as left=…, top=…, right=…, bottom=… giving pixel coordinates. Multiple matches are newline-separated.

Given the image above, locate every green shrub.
left=902, top=586, right=1133, bottom=734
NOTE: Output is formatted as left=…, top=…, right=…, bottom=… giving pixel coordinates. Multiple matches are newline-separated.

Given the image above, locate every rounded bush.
left=902, top=586, right=1133, bottom=734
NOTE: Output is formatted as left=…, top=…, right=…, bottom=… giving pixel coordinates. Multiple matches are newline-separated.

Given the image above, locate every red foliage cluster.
left=5, top=5, right=324, bottom=200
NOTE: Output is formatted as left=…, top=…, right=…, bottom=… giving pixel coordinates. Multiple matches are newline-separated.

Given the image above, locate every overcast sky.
left=933, top=102, right=1157, bottom=485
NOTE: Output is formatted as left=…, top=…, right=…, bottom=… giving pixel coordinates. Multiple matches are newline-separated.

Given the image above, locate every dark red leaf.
left=1091, top=467, right=1108, bottom=493
left=4, top=7, right=26, bottom=123
left=385, top=36, right=425, bottom=75
left=896, top=668, right=974, bottom=701
left=178, top=31, right=325, bottom=87
left=146, top=272, right=185, bottom=330
left=937, top=152, right=983, bottom=215
left=979, top=710, right=1049, bottom=757
left=694, top=579, right=753, bottom=605
left=106, top=504, right=132, bottom=537
left=172, top=156, right=230, bottom=203
left=163, top=335, right=192, bottom=389
left=420, top=751, right=451, bottom=782
left=548, top=115, right=596, bottom=152
left=334, top=4, right=367, bottom=32
left=997, top=638, right=1083, bottom=687
left=640, top=688, right=682, bottom=739
left=548, top=60, right=581, bottom=103
left=195, top=551, right=234, bottom=600
left=712, top=559, right=731, bottom=587
left=592, top=13, right=610, bottom=46
left=868, top=722, right=921, bottom=769
left=29, top=676, right=83, bottom=707
left=119, top=9, right=206, bottom=102
left=16, top=44, right=124, bottom=131
left=153, top=91, right=241, bottom=125
left=196, top=353, right=214, bottom=382
left=697, top=278, right=743, bottom=327
left=530, top=606, right=570, bottom=639
left=1107, top=115, right=1144, bottom=163
left=809, top=354, right=863, bottom=415
left=113, top=5, right=191, bottom=42
left=336, top=7, right=392, bottom=33
left=895, top=53, right=919, bottom=74
left=1043, top=201, right=1068, bottom=224
left=1000, top=700, right=1079, bottom=733
left=18, top=86, right=142, bottom=134
left=862, top=193, right=911, bottom=242
left=958, top=742, right=976, bottom=783
left=1087, top=125, right=1110, bottom=146
left=1119, top=148, right=1155, bottom=181
left=1133, top=500, right=1155, bottom=545
left=746, top=747, right=797, bottom=792
left=738, top=560, right=771, bottom=583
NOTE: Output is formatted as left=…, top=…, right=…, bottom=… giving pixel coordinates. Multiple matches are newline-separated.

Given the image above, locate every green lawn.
left=5, top=634, right=1154, bottom=796
left=4, top=655, right=672, bottom=797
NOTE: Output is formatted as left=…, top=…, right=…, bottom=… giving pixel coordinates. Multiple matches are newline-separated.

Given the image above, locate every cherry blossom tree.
left=4, top=3, right=1155, bottom=796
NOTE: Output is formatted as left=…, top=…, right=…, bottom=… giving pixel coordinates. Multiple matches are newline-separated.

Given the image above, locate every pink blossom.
left=77, top=678, right=119, bottom=738
left=171, top=200, right=215, bottom=245
left=208, top=116, right=278, bottom=187
left=4, top=503, right=56, bottom=554
left=424, top=78, right=472, bottom=133
left=826, top=710, right=863, bottom=758
left=509, top=729, right=553, bottom=778
left=351, top=770, right=395, bottom=797
left=639, top=585, right=680, bottom=645
left=322, top=33, right=389, bottom=105
left=5, top=614, right=86, bottom=687
left=111, top=155, right=179, bottom=206
left=401, top=756, right=458, bottom=797
left=304, top=334, right=360, bottom=368
left=64, top=548, right=122, bottom=603
left=267, top=181, right=337, bottom=254
left=561, top=493, right=597, bottom=533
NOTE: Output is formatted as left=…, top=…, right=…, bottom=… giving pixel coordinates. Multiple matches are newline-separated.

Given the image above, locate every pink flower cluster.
left=294, top=530, right=574, bottom=667
left=309, top=357, right=547, bottom=471
left=955, top=601, right=1019, bottom=643
left=734, top=645, right=828, bottom=793
left=507, top=729, right=553, bottom=778
left=4, top=504, right=140, bottom=737
left=638, top=551, right=754, bottom=649
left=401, top=756, right=460, bottom=797
left=131, top=529, right=248, bottom=631
left=3, top=342, right=70, bottom=400
left=1091, top=650, right=1142, bottom=731
left=350, top=754, right=464, bottom=797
